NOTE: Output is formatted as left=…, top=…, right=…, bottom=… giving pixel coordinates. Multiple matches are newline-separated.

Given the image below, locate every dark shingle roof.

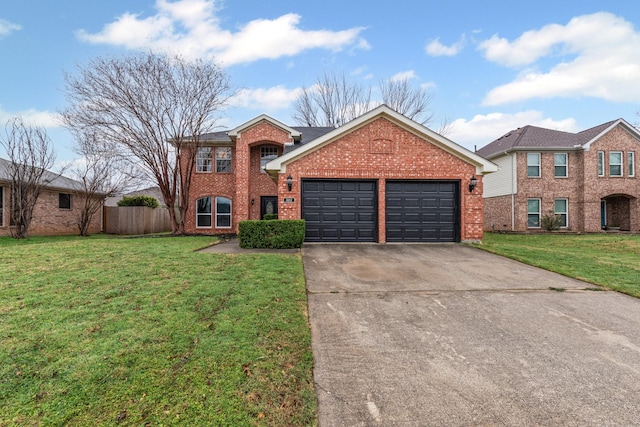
left=476, top=119, right=621, bottom=159
left=0, top=157, right=85, bottom=192
left=198, top=126, right=335, bottom=153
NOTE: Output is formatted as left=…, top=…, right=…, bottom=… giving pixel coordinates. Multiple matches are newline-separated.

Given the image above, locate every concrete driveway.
left=303, top=244, right=640, bottom=426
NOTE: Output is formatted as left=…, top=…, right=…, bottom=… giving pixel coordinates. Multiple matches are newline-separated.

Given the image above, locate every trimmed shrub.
left=540, top=211, right=562, bottom=231
left=238, top=220, right=305, bottom=249
left=263, top=214, right=278, bottom=220
left=117, top=195, right=159, bottom=208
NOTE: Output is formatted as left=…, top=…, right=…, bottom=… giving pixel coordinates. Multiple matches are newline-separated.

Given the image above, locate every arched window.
left=215, top=197, right=232, bottom=228
left=196, top=197, right=212, bottom=228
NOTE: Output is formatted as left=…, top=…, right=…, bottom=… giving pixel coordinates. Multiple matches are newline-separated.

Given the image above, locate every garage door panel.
left=386, top=180, right=459, bottom=242
left=303, top=180, right=377, bottom=242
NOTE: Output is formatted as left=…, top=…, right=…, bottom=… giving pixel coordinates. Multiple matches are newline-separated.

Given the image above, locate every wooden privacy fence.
left=103, top=206, right=172, bottom=235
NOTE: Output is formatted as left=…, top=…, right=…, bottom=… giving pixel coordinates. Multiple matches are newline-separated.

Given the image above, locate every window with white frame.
left=527, top=153, right=541, bottom=177
left=215, top=147, right=232, bottom=173
left=196, top=197, right=212, bottom=228
left=554, top=153, right=568, bottom=177
left=610, top=151, right=623, bottom=176
left=215, top=197, right=232, bottom=228
left=597, top=151, right=604, bottom=176
left=628, top=152, right=635, bottom=177
left=527, top=199, right=541, bottom=228
left=260, top=146, right=278, bottom=173
left=196, top=147, right=212, bottom=172
left=554, top=198, right=568, bottom=228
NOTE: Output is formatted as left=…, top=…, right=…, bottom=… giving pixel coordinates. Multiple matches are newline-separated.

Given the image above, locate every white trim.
left=597, top=151, right=605, bottom=177
left=215, top=196, right=232, bottom=229
left=214, top=147, right=232, bottom=173
left=554, top=198, right=569, bottom=228
left=582, top=119, right=640, bottom=150
left=628, top=151, right=635, bottom=177
left=196, top=196, right=212, bottom=228
left=527, top=198, right=541, bottom=228
left=527, top=152, right=541, bottom=177
left=554, top=152, right=568, bottom=178
left=609, top=151, right=623, bottom=177
left=265, top=104, right=497, bottom=176
left=196, top=146, right=213, bottom=173
left=227, top=114, right=301, bottom=143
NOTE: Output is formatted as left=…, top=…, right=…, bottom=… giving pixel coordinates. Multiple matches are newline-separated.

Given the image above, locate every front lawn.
left=0, top=235, right=316, bottom=426
left=475, top=233, right=640, bottom=297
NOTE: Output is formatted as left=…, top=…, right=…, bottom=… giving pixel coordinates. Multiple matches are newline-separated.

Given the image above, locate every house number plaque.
left=283, top=197, right=295, bottom=203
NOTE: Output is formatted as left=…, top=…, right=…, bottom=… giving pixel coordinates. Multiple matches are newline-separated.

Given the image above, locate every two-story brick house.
left=477, top=119, right=640, bottom=232
left=185, top=105, right=497, bottom=242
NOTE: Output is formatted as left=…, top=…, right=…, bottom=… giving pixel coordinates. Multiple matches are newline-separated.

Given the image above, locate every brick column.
left=234, top=134, right=250, bottom=233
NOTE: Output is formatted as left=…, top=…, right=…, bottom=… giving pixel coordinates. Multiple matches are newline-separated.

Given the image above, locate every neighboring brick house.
left=477, top=119, right=640, bottom=232
left=0, top=158, right=103, bottom=236
left=186, top=105, right=497, bottom=242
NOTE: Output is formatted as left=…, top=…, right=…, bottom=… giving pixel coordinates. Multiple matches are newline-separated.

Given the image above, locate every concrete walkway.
left=302, top=244, right=640, bottom=426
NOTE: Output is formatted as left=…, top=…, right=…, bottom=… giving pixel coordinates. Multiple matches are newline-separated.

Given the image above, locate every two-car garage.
left=302, top=179, right=460, bottom=243
left=265, top=105, right=497, bottom=243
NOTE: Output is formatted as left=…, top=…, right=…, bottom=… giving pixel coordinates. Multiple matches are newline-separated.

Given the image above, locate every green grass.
left=0, top=235, right=316, bottom=426
left=474, top=233, right=640, bottom=297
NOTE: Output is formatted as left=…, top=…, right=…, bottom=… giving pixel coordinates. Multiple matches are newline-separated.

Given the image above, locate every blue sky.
left=1, top=0, right=639, bottom=162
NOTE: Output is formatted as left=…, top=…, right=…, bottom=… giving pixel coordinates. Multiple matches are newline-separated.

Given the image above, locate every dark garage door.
left=302, top=180, right=377, bottom=242
left=386, top=180, right=459, bottom=242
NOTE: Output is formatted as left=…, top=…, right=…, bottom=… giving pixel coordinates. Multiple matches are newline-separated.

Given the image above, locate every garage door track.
left=303, top=244, right=640, bottom=426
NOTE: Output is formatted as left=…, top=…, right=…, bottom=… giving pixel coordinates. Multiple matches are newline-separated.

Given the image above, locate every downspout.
left=511, top=152, right=515, bottom=231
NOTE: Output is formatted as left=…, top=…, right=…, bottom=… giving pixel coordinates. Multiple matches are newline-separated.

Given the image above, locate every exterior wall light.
left=469, top=176, right=478, bottom=192
left=286, top=174, right=293, bottom=191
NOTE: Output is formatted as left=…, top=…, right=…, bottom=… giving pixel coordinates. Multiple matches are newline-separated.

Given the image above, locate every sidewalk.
left=199, top=238, right=300, bottom=255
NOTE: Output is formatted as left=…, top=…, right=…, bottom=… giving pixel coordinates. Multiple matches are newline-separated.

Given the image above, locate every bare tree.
left=0, top=117, right=57, bottom=238
left=379, top=77, right=434, bottom=126
left=61, top=52, right=232, bottom=234
left=69, top=132, right=136, bottom=236
left=293, top=72, right=373, bottom=127
left=293, top=72, right=449, bottom=133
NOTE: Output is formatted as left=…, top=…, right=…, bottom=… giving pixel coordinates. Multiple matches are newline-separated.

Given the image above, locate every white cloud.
left=390, top=70, right=417, bottom=82
left=76, top=0, right=368, bottom=65
left=447, top=110, right=578, bottom=150
left=479, top=12, right=640, bottom=105
left=425, top=35, right=464, bottom=57
left=230, top=86, right=302, bottom=111
left=0, top=18, right=21, bottom=38
left=0, top=107, right=61, bottom=129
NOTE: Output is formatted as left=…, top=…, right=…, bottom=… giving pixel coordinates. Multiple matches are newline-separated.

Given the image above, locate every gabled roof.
left=196, top=121, right=333, bottom=149
left=227, top=114, right=301, bottom=143
left=476, top=118, right=639, bottom=159
left=0, top=157, right=85, bottom=192
left=266, top=104, right=497, bottom=175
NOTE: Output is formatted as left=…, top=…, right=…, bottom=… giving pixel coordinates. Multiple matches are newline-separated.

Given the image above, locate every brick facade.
left=185, top=109, right=493, bottom=242
left=275, top=117, right=484, bottom=242
left=0, top=186, right=102, bottom=236
left=483, top=122, right=640, bottom=232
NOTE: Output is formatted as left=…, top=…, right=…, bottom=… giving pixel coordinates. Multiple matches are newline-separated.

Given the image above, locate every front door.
left=260, top=196, right=278, bottom=219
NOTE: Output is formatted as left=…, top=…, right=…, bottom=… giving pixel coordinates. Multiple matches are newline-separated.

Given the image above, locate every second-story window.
left=196, top=147, right=212, bottom=172
left=597, top=151, right=605, bottom=176
left=554, top=153, right=568, bottom=177
left=215, top=147, right=232, bottom=173
left=260, top=146, right=278, bottom=173
left=610, top=151, right=623, bottom=177
left=527, top=153, right=540, bottom=177
left=628, top=152, right=635, bottom=177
